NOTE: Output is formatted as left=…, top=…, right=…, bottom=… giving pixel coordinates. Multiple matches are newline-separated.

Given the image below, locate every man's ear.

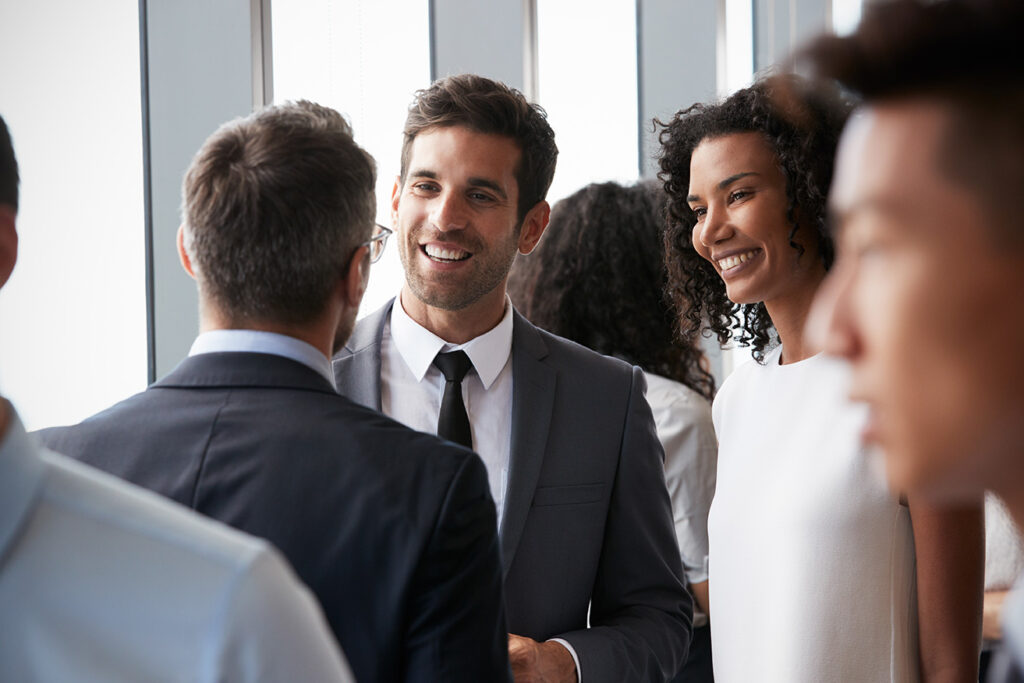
left=390, top=176, right=402, bottom=227
left=0, top=205, right=18, bottom=289
left=518, top=200, right=551, bottom=255
left=342, top=246, right=369, bottom=309
left=177, top=225, right=196, bottom=279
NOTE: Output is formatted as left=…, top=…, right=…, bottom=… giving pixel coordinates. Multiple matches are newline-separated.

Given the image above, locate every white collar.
left=189, top=330, right=336, bottom=389
left=390, top=295, right=514, bottom=390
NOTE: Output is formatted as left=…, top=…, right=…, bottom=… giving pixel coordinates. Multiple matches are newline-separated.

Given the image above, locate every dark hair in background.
left=400, top=74, right=558, bottom=222
left=656, top=74, right=851, bottom=362
left=182, top=100, right=376, bottom=326
left=508, top=180, right=715, bottom=401
left=802, top=0, right=1024, bottom=243
left=0, top=115, right=18, bottom=211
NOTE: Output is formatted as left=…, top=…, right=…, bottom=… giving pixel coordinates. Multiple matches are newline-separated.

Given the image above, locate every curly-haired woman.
left=658, top=74, right=983, bottom=682
left=509, top=180, right=717, bottom=682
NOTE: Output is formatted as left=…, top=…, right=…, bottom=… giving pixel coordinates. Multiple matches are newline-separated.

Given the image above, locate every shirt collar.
left=390, top=294, right=514, bottom=390
left=189, top=330, right=336, bottom=389
left=0, top=401, right=47, bottom=563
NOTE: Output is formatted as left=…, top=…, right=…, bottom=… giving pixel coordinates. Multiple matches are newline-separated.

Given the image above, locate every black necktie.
left=433, top=350, right=474, bottom=450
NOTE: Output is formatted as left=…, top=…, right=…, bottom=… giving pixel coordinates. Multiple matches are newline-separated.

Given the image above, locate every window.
left=536, top=0, right=639, bottom=204
left=722, top=0, right=754, bottom=96
left=272, top=0, right=431, bottom=317
left=0, top=0, right=147, bottom=429
left=832, top=0, right=863, bottom=36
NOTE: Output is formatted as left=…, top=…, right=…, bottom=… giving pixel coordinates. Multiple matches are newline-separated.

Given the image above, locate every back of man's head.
left=400, top=74, right=558, bottom=222
left=803, top=0, right=1024, bottom=241
left=182, top=101, right=376, bottom=326
left=0, top=115, right=18, bottom=212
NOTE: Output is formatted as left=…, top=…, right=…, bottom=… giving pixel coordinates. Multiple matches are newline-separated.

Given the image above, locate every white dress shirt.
left=0, top=403, right=352, bottom=682
left=382, top=296, right=513, bottom=527
left=190, top=329, right=336, bottom=389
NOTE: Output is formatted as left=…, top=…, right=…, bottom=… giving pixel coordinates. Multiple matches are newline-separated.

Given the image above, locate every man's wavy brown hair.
left=400, top=74, right=558, bottom=222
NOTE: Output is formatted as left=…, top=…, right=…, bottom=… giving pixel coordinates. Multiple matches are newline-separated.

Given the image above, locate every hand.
left=983, top=590, right=1009, bottom=641
left=508, top=634, right=577, bottom=683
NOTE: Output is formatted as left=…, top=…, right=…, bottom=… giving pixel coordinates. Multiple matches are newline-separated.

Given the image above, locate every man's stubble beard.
left=398, top=225, right=521, bottom=312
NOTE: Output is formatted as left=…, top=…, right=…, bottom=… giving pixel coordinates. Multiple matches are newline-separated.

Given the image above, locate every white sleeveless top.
left=707, top=346, right=918, bottom=682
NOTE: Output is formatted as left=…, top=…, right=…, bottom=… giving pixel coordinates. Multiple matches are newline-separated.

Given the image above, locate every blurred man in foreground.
left=803, top=0, right=1024, bottom=678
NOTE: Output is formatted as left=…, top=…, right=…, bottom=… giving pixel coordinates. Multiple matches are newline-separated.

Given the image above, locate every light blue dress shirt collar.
left=0, top=403, right=46, bottom=563
left=188, top=330, right=336, bottom=389
left=390, top=294, right=514, bottom=389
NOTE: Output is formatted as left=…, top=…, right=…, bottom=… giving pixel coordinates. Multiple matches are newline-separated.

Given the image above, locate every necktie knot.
left=433, top=350, right=473, bottom=383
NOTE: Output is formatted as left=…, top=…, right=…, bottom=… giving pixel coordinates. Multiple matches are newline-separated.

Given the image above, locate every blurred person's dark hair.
left=0, top=115, right=18, bottom=211
left=508, top=180, right=715, bottom=400
left=801, top=0, right=1024, bottom=242
left=656, top=74, right=852, bottom=362
left=400, top=74, right=558, bottom=222
left=182, top=100, right=376, bottom=326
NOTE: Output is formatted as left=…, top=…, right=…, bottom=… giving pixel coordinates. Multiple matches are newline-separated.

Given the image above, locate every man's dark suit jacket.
left=36, top=351, right=510, bottom=683
left=334, top=301, right=694, bottom=682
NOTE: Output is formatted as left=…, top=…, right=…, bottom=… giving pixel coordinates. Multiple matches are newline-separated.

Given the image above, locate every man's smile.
left=422, top=243, right=472, bottom=262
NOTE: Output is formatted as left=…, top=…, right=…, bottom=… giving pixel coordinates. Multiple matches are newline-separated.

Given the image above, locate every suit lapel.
left=500, top=312, right=555, bottom=577
left=332, top=300, right=393, bottom=411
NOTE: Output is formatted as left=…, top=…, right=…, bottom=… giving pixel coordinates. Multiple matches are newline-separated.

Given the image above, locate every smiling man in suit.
left=36, top=101, right=509, bottom=683
left=334, top=74, right=692, bottom=683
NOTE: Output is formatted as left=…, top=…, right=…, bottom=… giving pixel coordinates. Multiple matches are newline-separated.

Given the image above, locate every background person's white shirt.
left=0, top=404, right=353, bottom=682
left=645, top=371, right=717, bottom=629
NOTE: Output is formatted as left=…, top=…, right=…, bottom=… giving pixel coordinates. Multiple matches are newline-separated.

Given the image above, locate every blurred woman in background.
left=509, top=179, right=717, bottom=683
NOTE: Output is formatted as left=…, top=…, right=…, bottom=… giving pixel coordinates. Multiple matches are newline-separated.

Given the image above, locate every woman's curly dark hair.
left=508, top=180, right=715, bottom=400
left=656, top=74, right=852, bottom=362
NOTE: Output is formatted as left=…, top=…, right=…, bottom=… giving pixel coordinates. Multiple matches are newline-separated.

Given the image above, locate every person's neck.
left=763, top=276, right=824, bottom=365
left=400, top=286, right=506, bottom=345
left=199, top=306, right=333, bottom=360
left=0, top=398, right=9, bottom=441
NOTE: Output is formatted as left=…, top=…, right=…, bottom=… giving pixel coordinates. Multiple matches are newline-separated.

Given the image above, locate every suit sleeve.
left=404, top=450, right=512, bottom=683
left=555, top=367, right=694, bottom=682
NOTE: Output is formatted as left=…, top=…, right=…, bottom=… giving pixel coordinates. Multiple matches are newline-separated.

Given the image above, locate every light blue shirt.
left=0, top=402, right=353, bottom=682
left=189, top=329, right=336, bottom=389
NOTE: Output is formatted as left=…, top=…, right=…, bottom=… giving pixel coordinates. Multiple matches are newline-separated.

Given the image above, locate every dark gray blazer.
left=36, top=351, right=510, bottom=683
left=335, top=301, right=693, bottom=682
